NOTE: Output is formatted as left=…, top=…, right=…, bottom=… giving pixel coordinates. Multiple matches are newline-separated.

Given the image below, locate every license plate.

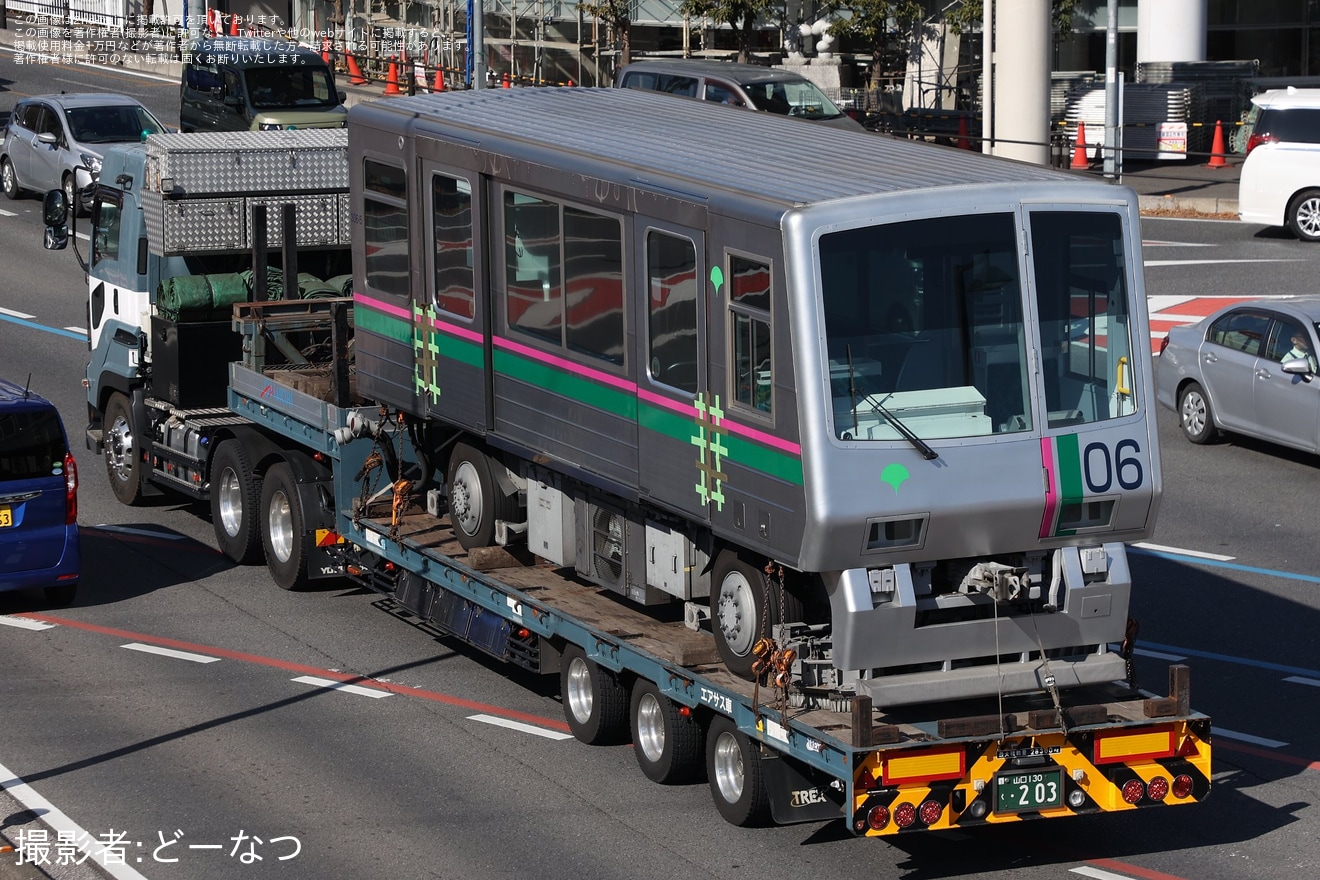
left=0, top=505, right=11, bottom=528
left=995, top=768, right=1064, bottom=813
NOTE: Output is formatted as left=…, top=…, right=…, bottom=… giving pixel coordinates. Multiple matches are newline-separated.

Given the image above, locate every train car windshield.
left=819, top=209, right=1136, bottom=442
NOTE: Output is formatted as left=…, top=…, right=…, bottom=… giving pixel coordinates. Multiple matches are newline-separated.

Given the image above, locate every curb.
left=1138, top=194, right=1239, bottom=219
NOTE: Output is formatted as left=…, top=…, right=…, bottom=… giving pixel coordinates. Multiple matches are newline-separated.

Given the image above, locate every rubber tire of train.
left=705, top=715, right=770, bottom=827
left=629, top=679, right=706, bottom=784
left=211, top=440, right=264, bottom=565
left=560, top=644, right=629, bottom=746
left=103, top=392, right=145, bottom=506
left=260, top=462, right=310, bottom=591
left=445, top=441, right=519, bottom=551
left=1177, top=382, right=1218, bottom=445
left=1287, top=188, right=1320, bottom=242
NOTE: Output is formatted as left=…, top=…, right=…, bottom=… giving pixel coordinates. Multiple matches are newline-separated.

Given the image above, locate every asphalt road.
left=3, top=51, right=1320, bottom=880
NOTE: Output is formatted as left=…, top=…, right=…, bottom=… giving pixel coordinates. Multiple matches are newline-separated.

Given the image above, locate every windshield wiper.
left=845, top=345, right=938, bottom=460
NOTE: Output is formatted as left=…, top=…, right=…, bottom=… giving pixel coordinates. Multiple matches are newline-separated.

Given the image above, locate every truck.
left=43, top=88, right=1211, bottom=835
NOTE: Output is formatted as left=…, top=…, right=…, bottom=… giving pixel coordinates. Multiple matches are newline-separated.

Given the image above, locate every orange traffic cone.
left=433, top=68, right=445, bottom=93
left=347, top=54, right=367, bottom=86
left=502, top=71, right=511, bottom=89
left=1071, top=121, right=1090, bottom=169
left=383, top=57, right=401, bottom=96
left=229, top=13, right=240, bottom=37
left=956, top=114, right=970, bottom=150
left=321, top=37, right=332, bottom=65
left=566, top=79, right=574, bottom=87
left=1207, top=120, right=1228, bottom=169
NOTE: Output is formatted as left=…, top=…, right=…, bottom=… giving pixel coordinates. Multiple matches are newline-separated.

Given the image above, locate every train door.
left=635, top=222, right=709, bottom=521
left=417, top=160, right=487, bottom=430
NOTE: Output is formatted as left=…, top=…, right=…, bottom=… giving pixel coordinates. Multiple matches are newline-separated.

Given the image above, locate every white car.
left=1238, top=87, right=1320, bottom=240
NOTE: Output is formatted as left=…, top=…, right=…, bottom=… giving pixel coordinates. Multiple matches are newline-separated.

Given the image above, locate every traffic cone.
left=383, top=57, right=401, bottom=96
left=433, top=68, right=445, bottom=92
left=229, top=13, right=240, bottom=37
left=1071, top=121, right=1091, bottom=169
left=566, top=79, right=574, bottom=87
left=1207, top=120, right=1228, bottom=169
left=502, top=71, right=511, bottom=89
left=321, top=37, right=332, bottom=65
left=347, top=54, right=367, bottom=86
left=957, top=114, right=970, bottom=150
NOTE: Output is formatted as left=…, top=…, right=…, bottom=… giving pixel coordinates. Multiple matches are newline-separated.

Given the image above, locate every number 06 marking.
left=1084, top=439, right=1144, bottom=493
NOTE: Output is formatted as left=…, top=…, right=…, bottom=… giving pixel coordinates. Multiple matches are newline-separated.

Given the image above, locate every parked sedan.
left=1, top=93, right=166, bottom=213
left=1157, top=297, right=1320, bottom=451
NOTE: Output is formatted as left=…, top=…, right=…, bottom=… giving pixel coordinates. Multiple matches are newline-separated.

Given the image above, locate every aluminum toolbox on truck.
left=140, top=130, right=350, bottom=256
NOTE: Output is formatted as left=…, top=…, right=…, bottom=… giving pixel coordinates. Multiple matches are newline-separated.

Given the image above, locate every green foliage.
left=829, top=1, right=928, bottom=46
left=577, top=0, right=631, bottom=27
left=679, top=0, right=780, bottom=32
left=945, top=0, right=1080, bottom=38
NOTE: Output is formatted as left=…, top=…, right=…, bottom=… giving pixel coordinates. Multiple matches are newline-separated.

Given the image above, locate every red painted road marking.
left=17, top=612, right=572, bottom=733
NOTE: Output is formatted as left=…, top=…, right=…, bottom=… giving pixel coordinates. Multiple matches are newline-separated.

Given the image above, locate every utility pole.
left=1103, top=0, right=1118, bottom=178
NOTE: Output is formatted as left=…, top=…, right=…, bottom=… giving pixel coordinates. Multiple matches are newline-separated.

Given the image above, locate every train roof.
left=349, top=88, right=1098, bottom=219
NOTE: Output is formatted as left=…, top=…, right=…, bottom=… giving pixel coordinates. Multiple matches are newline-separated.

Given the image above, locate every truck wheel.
left=2, top=158, right=21, bottom=200
left=711, top=550, right=769, bottom=679
left=630, top=679, right=705, bottom=784
left=1288, top=189, right=1320, bottom=241
left=211, top=441, right=264, bottom=564
left=103, top=392, right=144, bottom=506
left=706, top=715, right=770, bottom=827
left=560, top=644, right=629, bottom=745
left=446, top=441, right=519, bottom=550
left=1178, top=382, right=1218, bottom=445
left=260, top=462, right=310, bottom=590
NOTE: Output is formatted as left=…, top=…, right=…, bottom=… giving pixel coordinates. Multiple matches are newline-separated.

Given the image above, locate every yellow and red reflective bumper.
left=849, top=720, right=1211, bottom=836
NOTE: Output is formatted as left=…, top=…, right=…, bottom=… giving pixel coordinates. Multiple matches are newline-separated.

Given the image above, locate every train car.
left=347, top=88, right=1158, bottom=707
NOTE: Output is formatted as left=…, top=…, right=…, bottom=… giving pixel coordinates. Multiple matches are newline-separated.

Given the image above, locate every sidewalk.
left=0, top=22, right=1242, bottom=219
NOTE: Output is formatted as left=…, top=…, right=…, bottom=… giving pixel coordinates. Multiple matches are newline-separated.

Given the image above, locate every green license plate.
left=0, top=505, right=11, bottom=528
left=996, top=768, right=1064, bottom=813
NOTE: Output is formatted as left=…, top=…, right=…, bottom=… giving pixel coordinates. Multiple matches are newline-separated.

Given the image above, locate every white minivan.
left=1238, top=88, right=1320, bottom=240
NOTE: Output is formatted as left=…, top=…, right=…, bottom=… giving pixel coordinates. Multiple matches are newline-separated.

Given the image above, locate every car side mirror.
left=37, top=131, right=58, bottom=145
left=337, top=90, right=347, bottom=104
left=42, top=189, right=69, bottom=251
left=1281, top=357, right=1313, bottom=375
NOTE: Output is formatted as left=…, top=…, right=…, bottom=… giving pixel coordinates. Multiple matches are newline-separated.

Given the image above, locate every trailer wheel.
left=211, top=441, right=264, bottom=564
left=706, top=715, right=770, bottom=826
left=103, top=392, right=144, bottom=506
left=560, top=644, right=629, bottom=745
left=446, top=441, right=519, bottom=550
left=260, top=462, right=310, bottom=590
left=630, top=679, right=705, bottom=784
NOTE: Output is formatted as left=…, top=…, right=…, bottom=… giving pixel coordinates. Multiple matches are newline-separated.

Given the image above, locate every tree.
left=945, top=0, right=1080, bottom=37
left=579, top=0, right=634, bottom=69
left=679, top=0, right=781, bottom=64
left=829, top=1, right=928, bottom=91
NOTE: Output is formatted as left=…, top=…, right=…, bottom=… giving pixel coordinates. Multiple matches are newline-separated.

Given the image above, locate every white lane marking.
left=1142, top=240, right=1218, bottom=247
left=292, top=675, right=392, bottom=698
left=0, top=758, right=152, bottom=879
left=92, top=524, right=186, bottom=540
left=1146, top=258, right=1302, bottom=267
left=1106, top=642, right=1187, bottom=661
left=0, top=208, right=17, bottom=217
left=1148, top=313, right=1211, bottom=324
left=1071, top=867, right=1132, bottom=880
left=1132, top=541, right=1235, bottom=561
left=1284, top=676, right=1320, bottom=688
left=122, top=642, right=221, bottom=664
left=0, top=616, right=56, bottom=631
left=467, top=713, right=574, bottom=741
left=0, top=306, right=37, bottom=320
left=1214, top=727, right=1288, bottom=748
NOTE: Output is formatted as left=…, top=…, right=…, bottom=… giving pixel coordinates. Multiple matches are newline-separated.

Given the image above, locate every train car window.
left=1029, top=211, right=1138, bottom=424
left=431, top=173, right=474, bottom=319
left=729, top=254, right=772, bottom=413
left=564, top=206, right=624, bottom=364
left=819, top=213, right=1030, bottom=440
left=504, top=191, right=563, bottom=345
left=362, top=158, right=410, bottom=298
left=646, top=231, right=698, bottom=394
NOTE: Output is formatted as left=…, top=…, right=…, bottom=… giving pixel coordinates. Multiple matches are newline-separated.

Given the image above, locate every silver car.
left=1157, top=296, right=1320, bottom=450
left=1, top=93, right=166, bottom=213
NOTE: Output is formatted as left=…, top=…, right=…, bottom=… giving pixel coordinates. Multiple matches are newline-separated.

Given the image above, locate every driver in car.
left=1283, top=333, right=1318, bottom=373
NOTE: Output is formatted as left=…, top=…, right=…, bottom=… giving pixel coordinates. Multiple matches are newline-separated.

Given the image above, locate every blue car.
left=0, top=378, right=80, bottom=606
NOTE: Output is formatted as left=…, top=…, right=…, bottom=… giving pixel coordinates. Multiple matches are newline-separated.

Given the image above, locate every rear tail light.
left=1246, top=132, right=1277, bottom=154
left=865, top=805, right=890, bottom=830
left=1121, top=779, right=1146, bottom=804
left=1159, top=335, right=1170, bottom=356
left=1146, top=776, right=1170, bottom=801
left=918, top=799, right=943, bottom=825
left=1172, top=774, right=1194, bottom=798
left=892, top=802, right=917, bottom=828
left=64, top=452, right=78, bottom=524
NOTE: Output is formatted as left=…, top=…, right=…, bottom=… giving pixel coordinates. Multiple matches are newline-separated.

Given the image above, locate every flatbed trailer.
left=226, top=311, right=1212, bottom=834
